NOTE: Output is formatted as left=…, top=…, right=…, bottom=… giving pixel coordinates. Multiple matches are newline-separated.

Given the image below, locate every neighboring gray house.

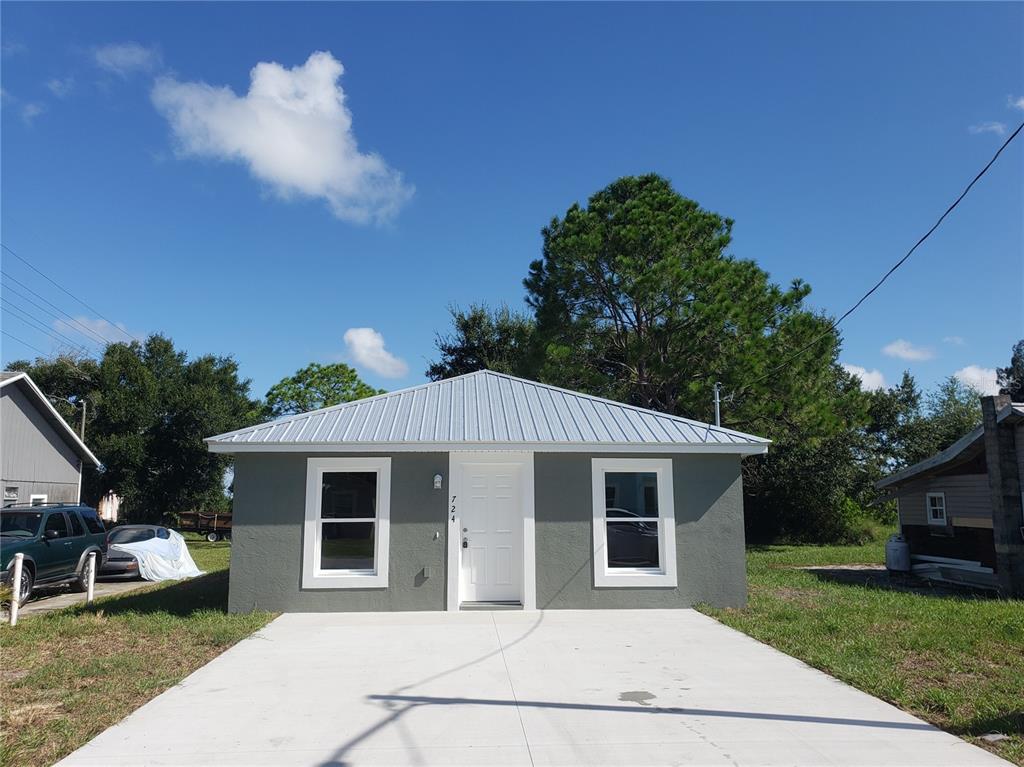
left=1, top=371, right=99, bottom=506
left=877, top=395, right=1024, bottom=597
left=206, top=370, right=769, bottom=613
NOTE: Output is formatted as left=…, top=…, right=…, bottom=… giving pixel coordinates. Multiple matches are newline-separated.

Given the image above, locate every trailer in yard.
left=175, top=511, right=232, bottom=542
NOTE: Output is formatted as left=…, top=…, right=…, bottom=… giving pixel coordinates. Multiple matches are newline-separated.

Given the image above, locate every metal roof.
left=0, top=371, right=100, bottom=466
left=207, top=370, right=769, bottom=454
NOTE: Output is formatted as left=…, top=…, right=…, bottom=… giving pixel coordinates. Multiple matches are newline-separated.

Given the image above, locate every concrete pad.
left=17, top=579, right=151, bottom=617
left=57, top=609, right=1010, bottom=767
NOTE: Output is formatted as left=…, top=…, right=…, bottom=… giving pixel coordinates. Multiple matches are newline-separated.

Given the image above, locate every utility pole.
left=713, top=382, right=722, bottom=427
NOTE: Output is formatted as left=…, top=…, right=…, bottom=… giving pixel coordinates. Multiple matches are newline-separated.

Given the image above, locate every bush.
left=833, top=497, right=878, bottom=545
left=863, top=498, right=898, bottom=526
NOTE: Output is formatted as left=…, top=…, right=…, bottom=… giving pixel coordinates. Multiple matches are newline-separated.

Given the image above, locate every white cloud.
left=954, top=365, right=999, bottom=396
left=53, top=315, right=136, bottom=344
left=20, top=102, right=45, bottom=124
left=46, top=77, right=74, bottom=98
left=1008, top=95, right=1024, bottom=111
left=882, top=339, right=934, bottom=362
left=842, top=364, right=887, bottom=392
left=2, top=41, right=27, bottom=57
left=93, top=42, right=161, bottom=78
left=942, top=335, right=965, bottom=346
left=343, top=327, right=408, bottom=378
left=969, top=121, right=1007, bottom=136
left=150, top=51, right=412, bottom=224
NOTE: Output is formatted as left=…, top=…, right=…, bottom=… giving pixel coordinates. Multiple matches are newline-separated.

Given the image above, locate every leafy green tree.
left=432, top=173, right=871, bottom=542
left=997, top=339, right=1024, bottom=400
left=265, top=362, right=382, bottom=417
left=13, top=335, right=261, bottom=523
left=862, top=372, right=934, bottom=469
left=426, top=304, right=536, bottom=381
left=849, top=372, right=933, bottom=524
left=923, top=375, right=982, bottom=454
left=522, top=174, right=852, bottom=438
left=851, top=372, right=984, bottom=524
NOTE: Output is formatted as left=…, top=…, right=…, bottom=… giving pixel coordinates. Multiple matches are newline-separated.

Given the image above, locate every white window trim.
left=926, top=492, right=947, bottom=526
left=29, top=494, right=48, bottom=506
left=302, top=457, right=391, bottom=589
left=591, top=458, right=677, bottom=588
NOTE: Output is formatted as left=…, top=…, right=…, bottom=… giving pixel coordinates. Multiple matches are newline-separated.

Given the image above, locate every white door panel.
left=458, top=462, right=522, bottom=602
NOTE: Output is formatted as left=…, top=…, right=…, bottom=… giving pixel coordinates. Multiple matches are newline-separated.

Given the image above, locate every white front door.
left=456, top=459, right=524, bottom=603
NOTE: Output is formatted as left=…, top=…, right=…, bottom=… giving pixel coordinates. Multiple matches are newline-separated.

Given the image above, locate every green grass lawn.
left=0, top=538, right=275, bottom=767
left=701, top=536, right=1024, bottom=765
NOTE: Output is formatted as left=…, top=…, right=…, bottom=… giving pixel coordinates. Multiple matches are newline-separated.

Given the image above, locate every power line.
left=2, top=330, right=48, bottom=357
left=1, top=301, right=92, bottom=354
left=732, top=120, right=1024, bottom=401
left=1, top=242, right=140, bottom=343
left=1, top=297, right=91, bottom=350
left=2, top=272, right=116, bottom=345
left=1, top=276, right=114, bottom=346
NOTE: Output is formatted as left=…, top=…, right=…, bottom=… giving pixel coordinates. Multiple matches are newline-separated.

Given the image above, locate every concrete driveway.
left=58, top=610, right=1008, bottom=767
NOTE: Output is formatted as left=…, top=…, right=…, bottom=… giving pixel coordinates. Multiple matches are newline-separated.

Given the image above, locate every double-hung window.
left=591, top=458, right=677, bottom=587
left=926, top=492, right=946, bottom=526
left=303, top=457, right=391, bottom=589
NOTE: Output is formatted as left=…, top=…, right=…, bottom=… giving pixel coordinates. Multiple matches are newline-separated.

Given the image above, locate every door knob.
left=462, top=538, right=469, bottom=548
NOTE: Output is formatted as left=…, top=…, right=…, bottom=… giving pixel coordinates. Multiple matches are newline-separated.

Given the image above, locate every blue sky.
left=2, top=2, right=1022, bottom=402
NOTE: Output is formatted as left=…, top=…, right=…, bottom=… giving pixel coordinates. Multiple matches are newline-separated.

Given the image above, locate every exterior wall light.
left=433, top=474, right=443, bottom=490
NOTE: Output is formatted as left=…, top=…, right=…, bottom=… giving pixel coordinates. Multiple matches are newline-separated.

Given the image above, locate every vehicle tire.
left=70, top=553, right=97, bottom=593
left=206, top=532, right=220, bottom=543
left=11, top=565, right=34, bottom=606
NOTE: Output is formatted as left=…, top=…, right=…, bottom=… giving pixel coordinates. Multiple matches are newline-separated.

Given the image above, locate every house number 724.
left=450, top=495, right=456, bottom=523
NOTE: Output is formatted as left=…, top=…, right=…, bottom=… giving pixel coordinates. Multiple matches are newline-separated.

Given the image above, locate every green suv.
left=1, top=504, right=108, bottom=606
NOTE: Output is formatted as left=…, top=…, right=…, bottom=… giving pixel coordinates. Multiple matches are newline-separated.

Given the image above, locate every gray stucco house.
left=877, top=394, right=1024, bottom=597
left=207, top=370, right=769, bottom=613
left=1, top=371, right=99, bottom=506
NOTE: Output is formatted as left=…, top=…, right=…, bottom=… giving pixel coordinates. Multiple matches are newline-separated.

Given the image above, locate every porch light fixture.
left=433, top=474, right=443, bottom=490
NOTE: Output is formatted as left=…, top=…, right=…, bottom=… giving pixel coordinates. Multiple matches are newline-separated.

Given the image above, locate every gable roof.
left=207, top=370, right=769, bottom=455
left=875, top=401, right=1023, bottom=489
left=0, top=371, right=100, bottom=466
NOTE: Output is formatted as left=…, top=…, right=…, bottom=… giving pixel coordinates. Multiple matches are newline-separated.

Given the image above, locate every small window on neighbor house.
left=303, top=457, right=391, bottom=589
left=592, top=459, right=677, bottom=588
left=3, top=487, right=19, bottom=503
left=926, top=493, right=946, bottom=526
left=29, top=494, right=47, bottom=506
